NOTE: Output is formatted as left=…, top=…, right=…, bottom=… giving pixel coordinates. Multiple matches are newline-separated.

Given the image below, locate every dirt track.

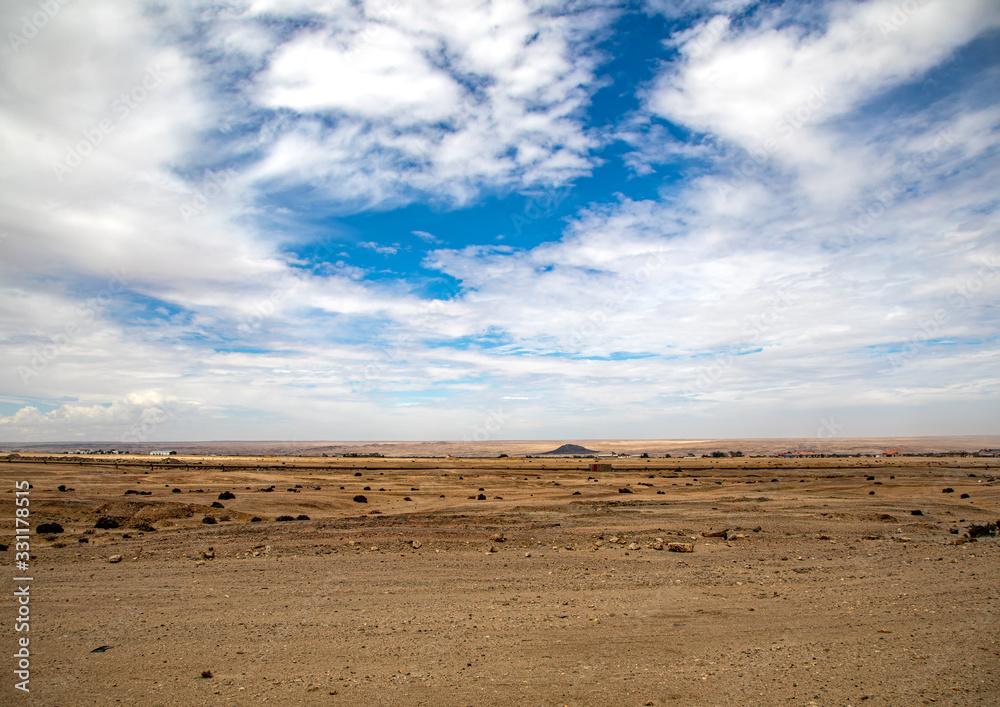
left=2, top=455, right=998, bottom=705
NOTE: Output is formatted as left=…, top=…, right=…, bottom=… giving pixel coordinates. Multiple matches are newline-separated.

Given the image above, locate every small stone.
left=107, top=554, right=123, bottom=563
left=203, top=549, right=215, bottom=559
left=490, top=532, right=505, bottom=543
left=411, top=540, right=422, bottom=549
left=667, top=542, right=694, bottom=553
left=627, top=542, right=641, bottom=551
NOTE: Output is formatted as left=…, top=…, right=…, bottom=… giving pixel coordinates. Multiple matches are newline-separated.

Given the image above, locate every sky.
left=1, top=0, right=998, bottom=444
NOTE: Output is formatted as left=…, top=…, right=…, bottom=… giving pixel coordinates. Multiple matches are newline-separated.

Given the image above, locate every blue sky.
left=1, top=0, right=998, bottom=443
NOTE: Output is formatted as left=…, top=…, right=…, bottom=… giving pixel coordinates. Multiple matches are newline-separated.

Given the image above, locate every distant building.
left=883, top=449, right=900, bottom=457
left=978, top=449, right=1000, bottom=457
left=149, top=450, right=177, bottom=456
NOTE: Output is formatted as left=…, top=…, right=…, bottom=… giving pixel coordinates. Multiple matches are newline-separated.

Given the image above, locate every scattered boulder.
left=667, top=542, right=694, bottom=553
left=353, top=495, right=368, bottom=503
left=108, top=554, right=123, bottom=563
left=36, top=522, right=64, bottom=534
left=967, top=521, right=999, bottom=538
left=218, top=491, right=235, bottom=500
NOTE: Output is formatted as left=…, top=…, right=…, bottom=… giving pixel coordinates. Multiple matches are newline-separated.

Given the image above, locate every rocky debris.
left=202, top=548, right=215, bottom=560
left=36, top=522, right=64, bottom=534
left=218, top=491, right=235, bottom=500
left=201, top=670, right=213, bottom=679
left=488, top=545, right=498, bottom=553
left=618, top=487, right=633, bottom=494
left=210, top=501, right=225, bottom=508
left=652, top=540, right=664, bottom=550
left=702, top=529, right=728, bottom=538
left=490, top=532, right=505, bottom=543
left=910, top=510, right=923, bottom=516
left=108, top=554, right=123, bottom=563
left=627, top=542, right=641, bottom=551
left=667, top=542, right=694, bottom=553
left=967, top=521, right=999, bottom=538
left=477, top=494, right=487, bottom=500
left=353, top=495, right=368, bottom=503
left=410, top=540, right=422, bottom=549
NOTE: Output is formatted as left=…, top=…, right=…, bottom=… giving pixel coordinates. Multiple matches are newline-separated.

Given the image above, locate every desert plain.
left=1, top=439, right=999, bottom=706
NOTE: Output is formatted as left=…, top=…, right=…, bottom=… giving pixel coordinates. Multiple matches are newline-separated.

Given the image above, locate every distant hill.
left=539, top=443, right=598, bottom=455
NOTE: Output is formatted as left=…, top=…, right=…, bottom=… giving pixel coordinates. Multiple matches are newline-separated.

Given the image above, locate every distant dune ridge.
left=3, top=436, right=999, bottom=458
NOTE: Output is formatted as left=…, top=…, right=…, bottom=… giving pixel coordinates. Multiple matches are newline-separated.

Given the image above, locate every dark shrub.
left=37, top=522, right=64, bottom=534
left=353, top=495, right=368, bottom=503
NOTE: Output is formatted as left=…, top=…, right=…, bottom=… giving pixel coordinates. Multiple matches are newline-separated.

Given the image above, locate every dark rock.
left=218, top=491, right=235, bottom=500
left=211, top=501, right=225, bottom=508
left=36, top=522, right=64, bottom=534
left=618, top=488, right=632, bottom=494
left=276, top=515, right=294, bottom=521
left=942, top=488, right=955, bottom=493
left=477, top=493, right=487, bottom=500
left=353, top=495, right=368, bottom=503
left=295, top=515, right=310, bottom=521
left=201, top=516, right=216, bottom=524
left=910, top=510, right=923, bottom=516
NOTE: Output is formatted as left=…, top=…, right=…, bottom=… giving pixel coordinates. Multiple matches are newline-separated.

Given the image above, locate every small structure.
left=149, top=450, right=177, bottom=456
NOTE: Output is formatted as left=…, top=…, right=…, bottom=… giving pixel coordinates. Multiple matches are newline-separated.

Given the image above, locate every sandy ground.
left=1, top=454, right=998, bottom=705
